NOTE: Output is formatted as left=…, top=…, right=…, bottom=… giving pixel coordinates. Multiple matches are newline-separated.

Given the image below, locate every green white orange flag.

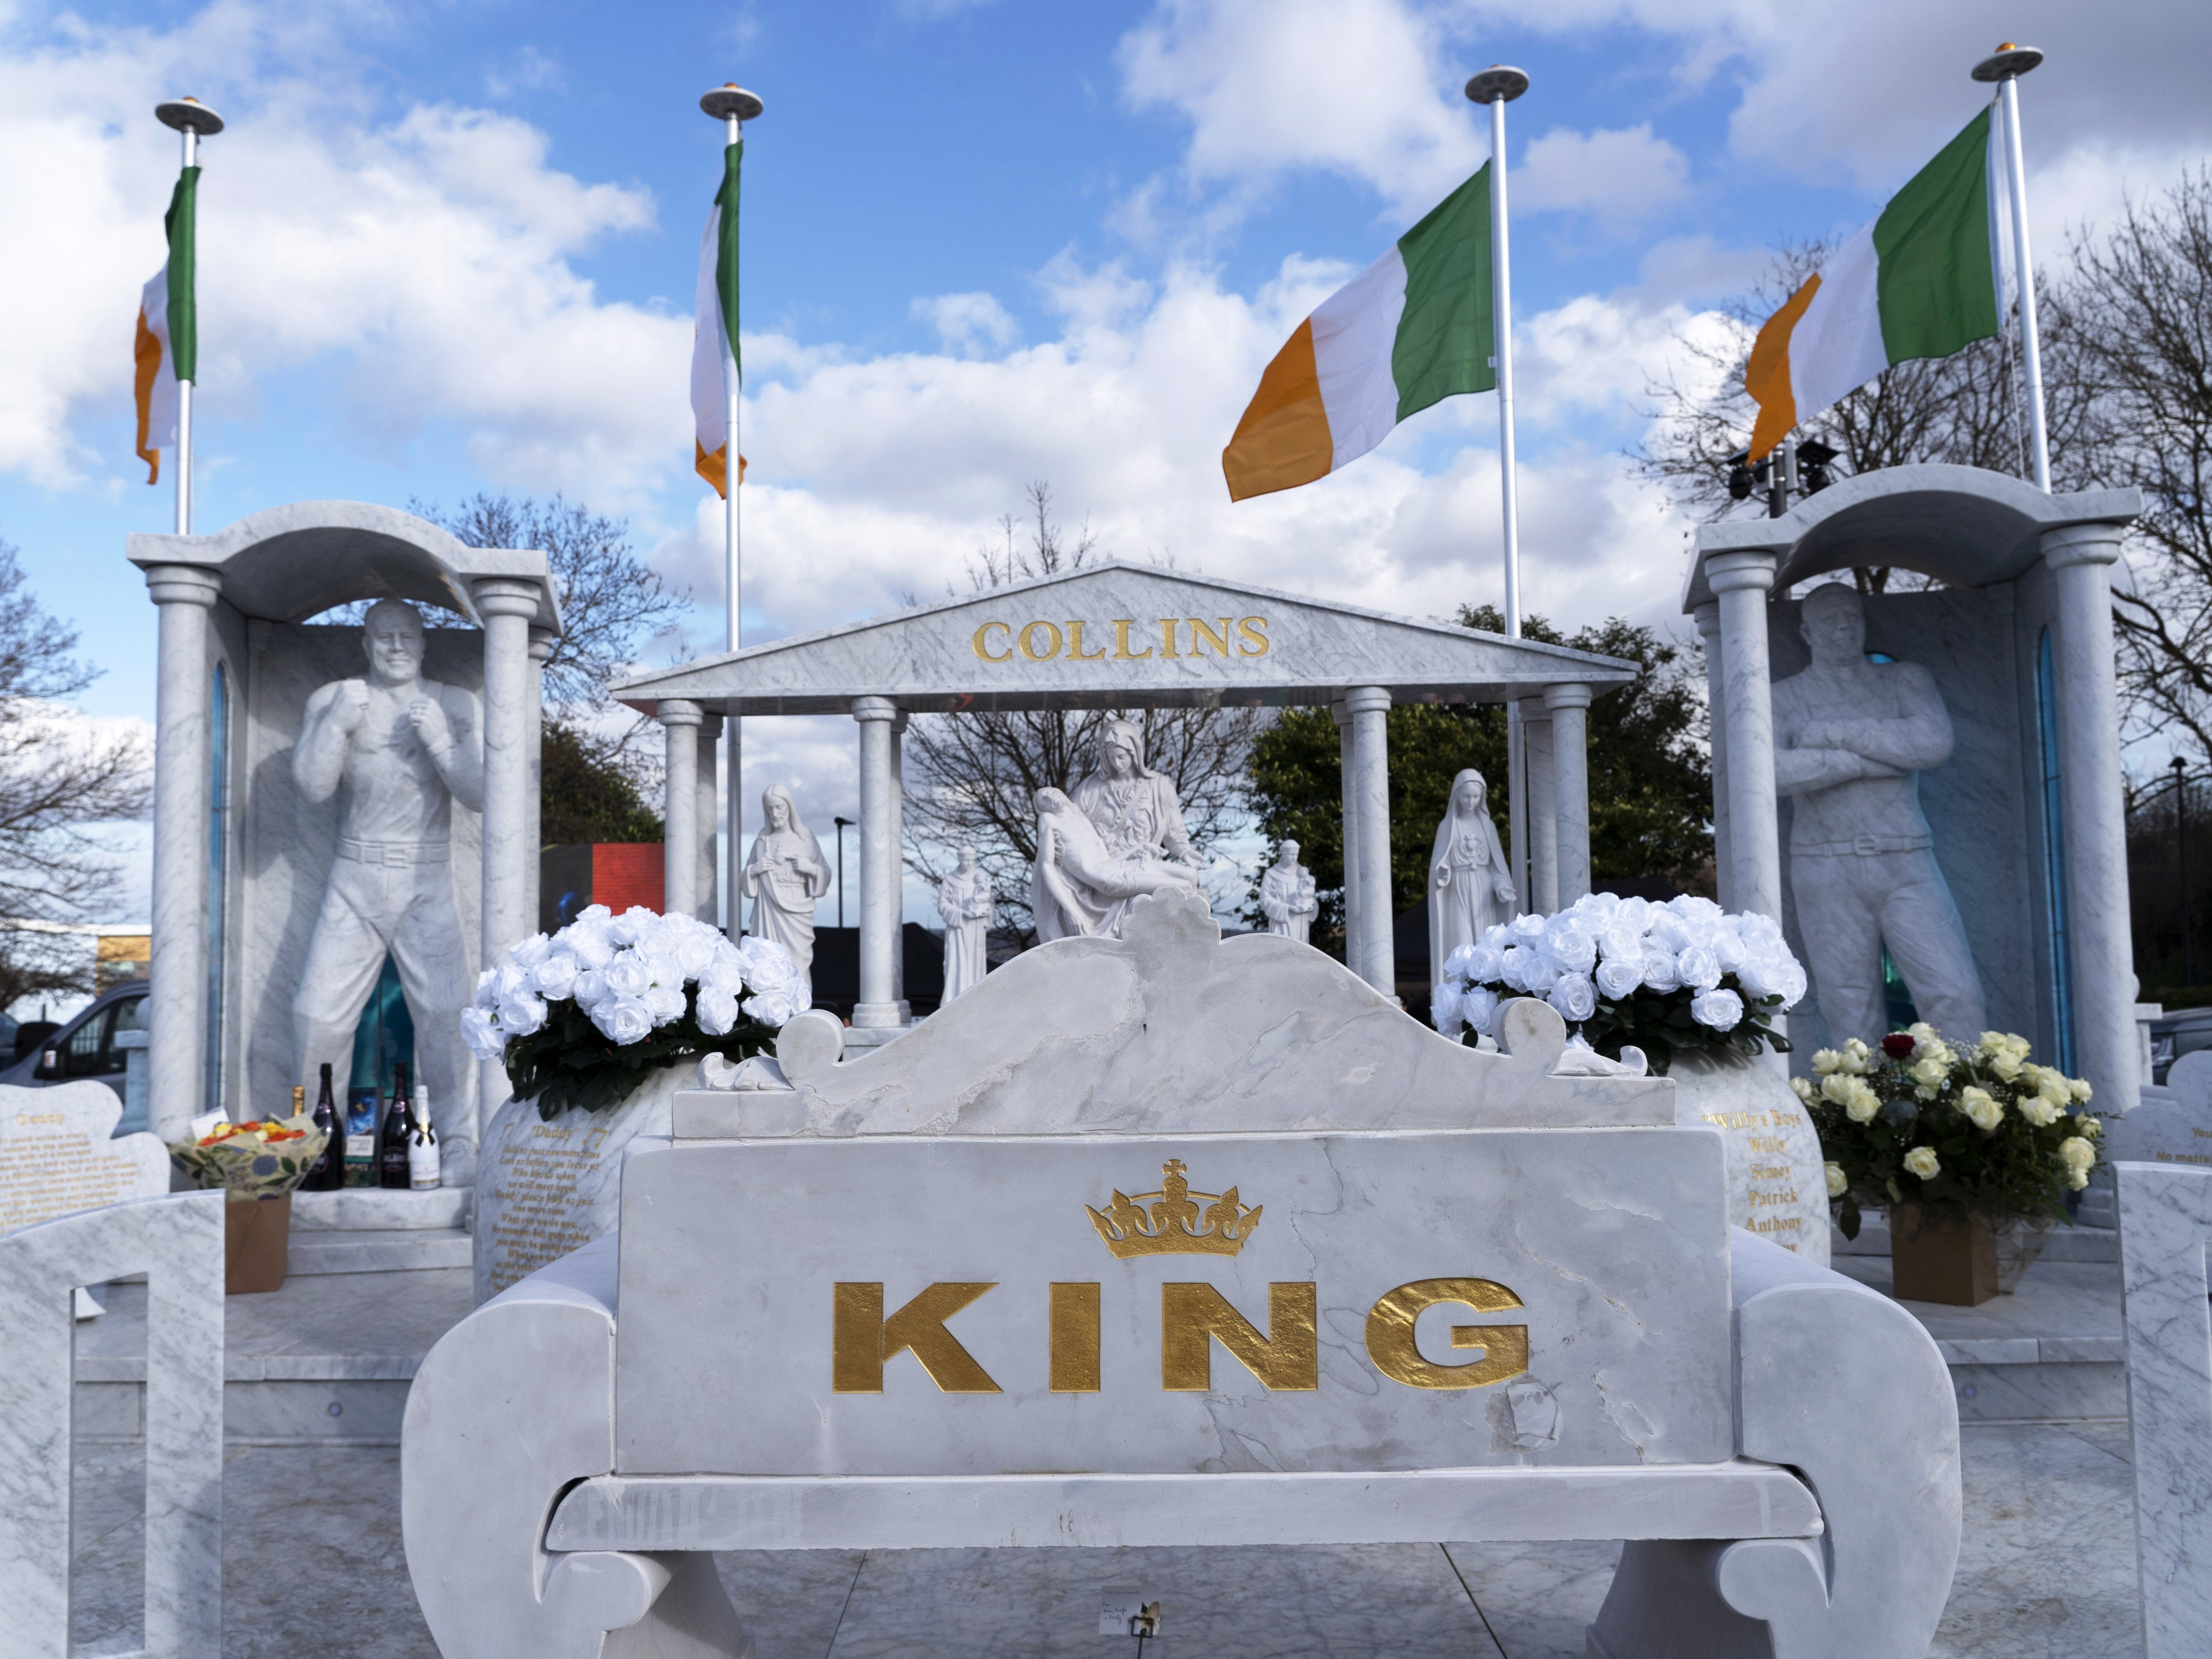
left=133, top=166, right=200, bottom=485
left=1223, top=165, right=1496, bottom=501
left=690, top=138, right=747, bottom=497
left=1745, top=105, right=2011, bottom=462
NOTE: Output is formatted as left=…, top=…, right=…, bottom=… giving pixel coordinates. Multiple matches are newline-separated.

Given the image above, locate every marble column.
left=1545, top=682, right=1594, bottom=906
left=1345, top=687, right=1395, bottom=996
left=891, top=713, right=908, bottom=1010
left=2045, top=523, right=2139, bottom=1111
left=473, top=578, right=539, bottom=1128
left=853, top=698, right=904, bottom=1028
left=2117, top=1160, right=2212, bottom=1658
left=1522, top=705, right=1558, bottom=915
left=143, top=565, right=221, bottom=1140
left=526, top=627, right=554, bottom=935
left=1693, top=602, right=1733, bottom=911
left=1706, top=551, right=1784, bottom=1067
left=658, top=700, right=702, bottom=920
left=1333, top=698, right=1363, bottom=980
left=696, top=715, right=723, bottom=927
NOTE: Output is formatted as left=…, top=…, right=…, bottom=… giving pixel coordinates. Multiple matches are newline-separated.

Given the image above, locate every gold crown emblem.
left=1086, top=1160, right=1262, bottom=1259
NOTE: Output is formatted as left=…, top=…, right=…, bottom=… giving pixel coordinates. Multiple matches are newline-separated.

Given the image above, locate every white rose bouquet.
left=462, top=904, right=804, bottom=1118
left=1803, top=1024, right=2102, bottom=1238
left=1430, top=891, right=1804, bottom=1073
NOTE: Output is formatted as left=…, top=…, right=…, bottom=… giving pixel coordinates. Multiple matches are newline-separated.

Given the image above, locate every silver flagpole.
left=155, top=97, right=222, bottom=535
left=1467, top=66, right=1531, bottom=905
left=701, top=85, right=763, bottom=934
left=1975, top=43, right=2049, bottom=490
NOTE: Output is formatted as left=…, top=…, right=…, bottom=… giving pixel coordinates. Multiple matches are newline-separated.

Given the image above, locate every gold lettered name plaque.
left=971, top=616, right=1270, bottom=664
left=611, top=1131, right=1732, bottom=1478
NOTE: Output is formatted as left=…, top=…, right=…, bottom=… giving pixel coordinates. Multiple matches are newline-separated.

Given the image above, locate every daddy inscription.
left=0, top=1085, right=168, bottom=1235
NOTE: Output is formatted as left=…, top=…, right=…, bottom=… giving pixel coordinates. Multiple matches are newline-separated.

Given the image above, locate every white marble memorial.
left=2104, top=1051, right=2212, bottom=1172
left=936, top=847, right=995, bottom=1002
left=0, top=1081, right=170, bottom=1236
left=471, top=1064, right=691, bottom=1306
left=1669, top=1051, right=1831, bottom=1268
left=1032, top=786, right=1198, bottom=942
left=2117, top=1160, right=2212, bottom=1658
left=406, top=889, right=1964, bottom=1659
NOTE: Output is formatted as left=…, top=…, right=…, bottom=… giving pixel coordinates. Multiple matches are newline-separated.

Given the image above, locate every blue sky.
left=0, top=0, right=2204, bottom=917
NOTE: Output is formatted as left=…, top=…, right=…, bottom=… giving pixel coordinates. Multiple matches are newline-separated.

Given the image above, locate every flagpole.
left=155, top=97, right=221, bottom=535
left=1467, top=65, right=1532, bottom=905
left=701, top=84, right=762, bottom=934
left=1975, top=43, right=2049, bottom=491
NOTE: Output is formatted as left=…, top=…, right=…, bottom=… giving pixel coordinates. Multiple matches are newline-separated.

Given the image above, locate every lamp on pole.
left=834, top=815, right=854, bottom=930
left=1972, top=42, right=2050, bottom=490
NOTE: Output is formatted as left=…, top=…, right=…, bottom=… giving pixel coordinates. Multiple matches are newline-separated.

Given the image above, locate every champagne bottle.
left=408, top=1083, right=440, bottom=1190
left=306, top=1066, right=343, bottom=1191
left=378, top=1062, right=413, bottom=1190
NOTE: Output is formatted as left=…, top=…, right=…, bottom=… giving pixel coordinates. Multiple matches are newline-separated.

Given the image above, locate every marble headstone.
left=2105, top=1051, right=2212, bottom=1171
left=472, top=1064, right=690, bottom=1304
left=0, top=1081, right=169, bottom=1234
left=1669, top=1051, right=1830, bottom=1267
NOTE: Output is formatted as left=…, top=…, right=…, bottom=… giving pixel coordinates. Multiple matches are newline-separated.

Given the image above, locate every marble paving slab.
left=1828, top=1255, right=2125, bottom=1365
left=65, top=1420, right=2145, bottom=1657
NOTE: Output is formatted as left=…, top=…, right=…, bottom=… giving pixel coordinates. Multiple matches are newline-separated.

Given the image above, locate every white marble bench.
left=399, top=895, right=1960, bottom=1659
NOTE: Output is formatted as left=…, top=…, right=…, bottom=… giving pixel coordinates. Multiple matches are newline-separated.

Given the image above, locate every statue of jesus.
left=291, top=599, right=482, bottom=1181
left=1772, top=582, right=1985, bottom=1045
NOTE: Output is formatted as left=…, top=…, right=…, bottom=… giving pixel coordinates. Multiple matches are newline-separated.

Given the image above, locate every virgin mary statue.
left=744, top=783, right=832, bottom=1004
left=1428, top=769, right=1515, bottom=987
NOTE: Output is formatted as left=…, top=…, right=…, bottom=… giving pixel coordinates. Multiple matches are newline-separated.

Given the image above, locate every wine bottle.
left=378, top=1062, right=413, bottom=1190
left=306, top=1066, right=343, bottom=1191
left=341, top=1066, right=376, bottom=1187
left=408, top=1084, right=440, bottom=1190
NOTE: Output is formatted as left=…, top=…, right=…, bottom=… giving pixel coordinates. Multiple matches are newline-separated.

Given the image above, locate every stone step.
left=287, top=1226, right=473, bottom=1275
left=290, top=1187, right=472, bottom=1231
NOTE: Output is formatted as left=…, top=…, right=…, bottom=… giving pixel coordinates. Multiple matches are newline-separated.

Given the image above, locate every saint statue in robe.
left=1428, top=769, right=1516, bottom=987
left=743, top=783, right=831, bottom=1006
left=937, top=847, right=995, bottom=1002
left=1259, top=841, right=1318, bottom=945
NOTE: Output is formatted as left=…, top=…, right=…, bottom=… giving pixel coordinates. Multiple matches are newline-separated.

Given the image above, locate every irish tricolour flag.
left=133, top=166, right=199, bottom=485
left=1223, top=166, right=1497, bottom=501
left=690, top=137, right=747, bottom=497
left=1746, top=105, right=2012, bottom=462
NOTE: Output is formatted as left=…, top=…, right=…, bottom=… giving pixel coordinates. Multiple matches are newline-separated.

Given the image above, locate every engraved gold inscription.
left=832, top=1281, right=1003, bottom=1394
left=1066, top=620, right=1106, bottom=662
left=1161, top=1282, right=1318, bottom=1392
left=1363, top=1278, right=1529, bottom=1390
left=971, top=616, right=1275, bottom=664
left=1111, top=619, right=1151, bottom=660
left=1018, top=621, right=1063, bottom=662
left=972, top=622, right=1012, bottom=663
left=1188, top=617, right=1234, bottom=657
left=1049, top=1282, right=1101, bottom=1392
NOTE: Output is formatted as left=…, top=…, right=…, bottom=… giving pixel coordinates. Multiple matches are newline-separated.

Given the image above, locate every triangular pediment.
left=615, top=561, right=1633, bottom=715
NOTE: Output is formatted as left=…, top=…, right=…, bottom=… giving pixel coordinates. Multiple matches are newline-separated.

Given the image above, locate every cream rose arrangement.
left=1801, top=1022, right=2102, bottom=1239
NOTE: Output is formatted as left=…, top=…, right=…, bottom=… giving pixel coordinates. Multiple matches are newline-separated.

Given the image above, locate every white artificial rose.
left=696, top=984, right=740, bottom=1034
left=641, top=983, right=687, bottom=1027
left=1499, top=945, right=1534, bottom=992
left=1811, top=1047, right=1844, bottom=1076
left=1677, top=946, right=1723, bottom=991
left=1690, top=988, right=1744, bottom=1031
left=2069, top=1078, right=2093, bottom=1104
left=1431, top=981, right=1465, bottom=1035
left=472, top=966, right=499, bottom=1010
left=746, top=988, right=798, bottom=1029
left=1824, top=1161, right=1848, bottom=1198
left=1615, top=896, right=1653, bottom=932
left=1510, top=912, right=1546, bottom=941
left=1549, top=972, right=1597, bottom=1022
left=1543, top=921, right=1598, bottom=973
left=600, top=951, right=651, bottom=1000
left=1641, top=949, right=1682, bottom=993
left=496, top=989, right=547, bottom=1038
left=591, top=996, right=654, bottom=1046
left=510, top=932, right=553, bottom=972
left=1903, top=1146, right=1941, bottom=1179
left=1671, top=895, right=1723, bottom=920
left=459, top=1005, right=506, bottom=1061
left=608, top=906, right=659, bottom=949
left=1647, top=911, right=1690, bottom=953
left=1478, top=922, right=1513, bottom=953
left=1960, top=1085, right=2004, bottom=1133
left=1594, top=956, right=1643, bottom=1000
left=2059, top=1136, right=2096, bottom=1171
left=2018, top=1096, right=2062, bottom=1127
left=1842, top=1078, right=1881, bottom=1124
left=1442, top=944, right=1477, bottom=980
left=2078, top=1116, right=2102, bottom=1138
left=1598, top=924, right=1646, bottom=966
left=698, top=956, right=746, bottom=998
left=531, top=952, right=581, bottom=1002
left=493, top=963, right=531, bottom=1002
left=668, top=924, right=720, bottom=981
left=1461, top=985, right=1500, bottom=1036
left=1841, top=1037, right=1874, bottom=1074
left=1519, top=951, right=1561, bottom=995
left=1466, top=943, right=1506, bottom=984
left=1791, top=1075, right=1816, bottom=1104
left=1908, top=1056, right=1948, bottom=1091
left=572, top=967, right=608, bottom=1011
left=1709, top=926, right=1746, bottom=975
left=563, top=913, right=618, bottom=970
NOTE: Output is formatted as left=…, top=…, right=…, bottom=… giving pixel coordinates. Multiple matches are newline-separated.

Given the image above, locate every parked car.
left=2149, top=1006, right=2212, bottom=1086
left=0, top=984, right=151, bottom=1129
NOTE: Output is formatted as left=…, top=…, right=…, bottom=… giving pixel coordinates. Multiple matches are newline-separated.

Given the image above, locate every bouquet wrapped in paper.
left=170, top=1116, right=329, bottom=1202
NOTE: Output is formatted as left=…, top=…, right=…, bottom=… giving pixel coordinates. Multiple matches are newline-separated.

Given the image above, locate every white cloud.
left=0, top=2, right=679, bottom=497
left=1514, top=124, right=1690, bottom=229
left=911, top=291, right=1021, bottom=358
left=484, top=45, right=564, bottom=100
